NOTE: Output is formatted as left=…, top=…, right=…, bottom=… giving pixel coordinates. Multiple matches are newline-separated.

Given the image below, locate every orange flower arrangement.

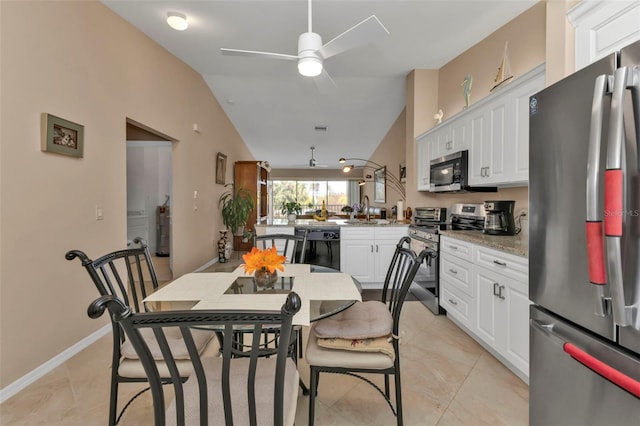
left=242, top=246, right=287, bottom=274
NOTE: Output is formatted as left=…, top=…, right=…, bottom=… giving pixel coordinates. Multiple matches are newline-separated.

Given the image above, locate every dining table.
left=143, top=263, right=363, bottom=325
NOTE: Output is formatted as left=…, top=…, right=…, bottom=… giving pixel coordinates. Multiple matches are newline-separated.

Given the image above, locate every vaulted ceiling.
left=103, top=0, right=538, bottom=169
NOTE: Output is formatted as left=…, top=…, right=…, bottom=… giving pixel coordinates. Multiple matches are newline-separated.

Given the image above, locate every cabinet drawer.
left=474, top=245, right=528, bottom=283
left=440, top=283, right=474, bottom=328
left=374, top=226, right=408, bottom=241
left=341, top=227, right=375, bottom=240
left=440, top=236, right=473, bottom=261
left=440, top=254, right=474, bottom=297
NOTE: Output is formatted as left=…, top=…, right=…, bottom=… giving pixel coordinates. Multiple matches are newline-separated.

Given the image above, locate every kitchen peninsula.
left=255, top=219, right=409, bottom=285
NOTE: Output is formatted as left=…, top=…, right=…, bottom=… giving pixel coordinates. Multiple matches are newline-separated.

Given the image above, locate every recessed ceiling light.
left=166, top=12, right=188, bottom=31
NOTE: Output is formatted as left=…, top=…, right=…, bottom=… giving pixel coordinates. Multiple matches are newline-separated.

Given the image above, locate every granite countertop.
left=256, top=219, right=410, bottom=228
left=439, top=230, right=529, bottom=258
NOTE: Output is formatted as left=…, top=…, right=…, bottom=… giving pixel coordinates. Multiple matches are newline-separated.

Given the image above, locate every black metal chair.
left=306, top=236, right=432, bottom=426
left=65, top=238, right=216, bottom=425
left=254, top=231, right=308, bottom=264
left=253, top=230, right=309, bottom=358
left=87, top=292, right=302, bottom=426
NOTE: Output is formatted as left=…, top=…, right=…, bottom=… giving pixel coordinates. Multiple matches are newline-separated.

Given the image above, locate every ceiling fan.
left=220, top=0, right=389, bottom=92
left=308, top=146, right=328, bottom=168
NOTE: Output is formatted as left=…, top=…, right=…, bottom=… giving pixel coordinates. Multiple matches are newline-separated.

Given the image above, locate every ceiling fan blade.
left=220, top=48, right=298, bottom=61
left=317, top=15, right=389, bottom=60
left=313, top=69, right=338, bottom=94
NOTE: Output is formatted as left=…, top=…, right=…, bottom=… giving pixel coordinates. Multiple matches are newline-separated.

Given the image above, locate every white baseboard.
left=0, top=324, right=111, bottom=404
left=194, top=257, right=218, bottom=272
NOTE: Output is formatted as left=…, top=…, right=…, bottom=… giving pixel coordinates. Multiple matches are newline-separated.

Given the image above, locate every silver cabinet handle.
left=370, top=245, right=374, bottom=253
left=493, top=282, right=500, bottom=296
left=493, top=260, right=507, bottom=266
left=448, top=299, right=458, bottom=306
left=449, top=245, right=459, bottom=250
left=376, top=245, right=379, bottom=252
left=449, top=268, right=458, bottom=274
left=498, top=285, right=506, bottom=300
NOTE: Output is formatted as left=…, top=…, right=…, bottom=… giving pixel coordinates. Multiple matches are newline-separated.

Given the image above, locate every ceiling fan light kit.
left=220, top=0, right=388, bottom=84
left=166, top=12, right=188, bottom=31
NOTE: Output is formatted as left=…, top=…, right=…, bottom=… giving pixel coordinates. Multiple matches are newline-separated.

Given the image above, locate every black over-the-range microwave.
left=429, top=150, right=496, bottom=193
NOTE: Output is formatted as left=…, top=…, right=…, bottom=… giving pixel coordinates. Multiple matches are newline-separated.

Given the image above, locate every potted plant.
left=280, top=200, right=302, bottom=223
left=218, top=186, right=255, bottom=236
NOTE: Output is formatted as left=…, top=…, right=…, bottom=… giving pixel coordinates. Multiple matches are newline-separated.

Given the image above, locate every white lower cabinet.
left=440, top=235, right=530, bottom=382
left=340, top=226, right=408, bottom=283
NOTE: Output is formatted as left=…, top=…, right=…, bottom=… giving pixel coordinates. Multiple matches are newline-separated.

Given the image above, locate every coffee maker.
left=483, top=200, right=517, bottom=235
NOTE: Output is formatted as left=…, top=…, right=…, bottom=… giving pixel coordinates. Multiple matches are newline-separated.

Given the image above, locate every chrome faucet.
left=363, top=195, right=370, bottom=222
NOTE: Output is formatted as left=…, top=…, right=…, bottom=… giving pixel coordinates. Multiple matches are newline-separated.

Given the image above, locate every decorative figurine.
left=433, top=109, right=444, bottom=124
left=461, top=75, right=473, bottom=109
left=491, top=41, right=514, bottom=92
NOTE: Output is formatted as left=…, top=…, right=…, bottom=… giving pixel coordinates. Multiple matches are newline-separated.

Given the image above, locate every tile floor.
left=0, top=300, right=529, bottom=425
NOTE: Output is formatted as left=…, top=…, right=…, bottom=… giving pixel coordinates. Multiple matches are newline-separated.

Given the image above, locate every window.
left=271, top=180, right=356, bottom=219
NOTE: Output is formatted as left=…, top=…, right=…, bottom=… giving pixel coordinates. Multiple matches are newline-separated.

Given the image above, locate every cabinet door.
left=340, top=239, right=375, bottom=282
left=374, top=239, right=399, bottom=282
left=416, top=133, right=434, bottom=191
left=450, top=117, right=468, bottom=152
left=504, top=278, right=530, bottom=376
left=482, top=99, right=507, bottom=184
left=432, top=125, right=452, bottom=159
left=468, top=109, right=486, bottom=185
left=508, top=74, right=545, bottom=184
left=475, top=267, right=506, bottom=350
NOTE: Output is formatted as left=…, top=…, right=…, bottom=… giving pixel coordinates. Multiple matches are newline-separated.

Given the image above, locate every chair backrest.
left=381, top=236, right=432, bottom=335
left=88, top=292, right=302, bottom=426
left=65, top=237, right=158, bottom=313
left=254, top=231, right=308, bottom=263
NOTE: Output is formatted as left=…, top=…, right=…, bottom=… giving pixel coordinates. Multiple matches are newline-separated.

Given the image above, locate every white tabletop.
left=143, top=264, right=361, bottom=325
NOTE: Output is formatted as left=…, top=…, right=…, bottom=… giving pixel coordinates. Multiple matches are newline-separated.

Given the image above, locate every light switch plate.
left=96, top=204, right=104, bottom=220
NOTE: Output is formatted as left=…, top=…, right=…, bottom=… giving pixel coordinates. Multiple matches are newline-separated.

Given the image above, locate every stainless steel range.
left=409, top=204, right=486, bottom=314
left=409, top=207, right=447, bottom=314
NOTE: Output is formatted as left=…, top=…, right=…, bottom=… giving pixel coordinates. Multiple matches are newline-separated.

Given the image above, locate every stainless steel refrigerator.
left=529, top=40, right=640, bottom=425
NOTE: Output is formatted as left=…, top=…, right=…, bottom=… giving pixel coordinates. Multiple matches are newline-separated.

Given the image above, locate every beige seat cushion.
left=313, top=301, right=392, bottom=339
left=306, top=324, right=395, bottom=370
left=316, top=335, right=395, bottom=361
left=119, top=327, right=216, bottom=378
left=165, top=357, right=299, bottom=426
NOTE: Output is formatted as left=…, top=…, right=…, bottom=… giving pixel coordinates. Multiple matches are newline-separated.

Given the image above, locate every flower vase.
left=218, top=230, right=229, bottom=263
left=254, top=268, right=278, bottom=288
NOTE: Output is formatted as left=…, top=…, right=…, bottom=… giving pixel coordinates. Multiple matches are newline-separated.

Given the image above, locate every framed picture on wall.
left=41, top=113, right=84, bottom=158
left=216, top=152, right=227, bottom=185
left=399, top=162, right=406, bottom=183
left=374, top=166, right=386, bottom=203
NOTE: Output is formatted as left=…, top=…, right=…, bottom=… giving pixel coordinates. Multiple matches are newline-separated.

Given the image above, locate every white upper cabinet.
left=416, top=64, right=545, bottom=190
left=416, top=132, right=434, bottom=191
left=569, top=0, right=640, bottom=70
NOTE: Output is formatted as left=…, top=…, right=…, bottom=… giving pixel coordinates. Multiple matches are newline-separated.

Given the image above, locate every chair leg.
left=298, top=328, right=303, bottom=359
left=309, top=367, right=319, bottom=426
left=394, top=370, right=403, bottom=426
left=109, top=377, right=118, bottom=426
left=385, top=374, right=390, bottom=397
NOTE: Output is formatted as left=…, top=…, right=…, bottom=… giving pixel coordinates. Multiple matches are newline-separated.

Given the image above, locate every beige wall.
left=363, top=109, right=407, bottom=211
left=0, top=1, right=253, bottom=388
left=404, top=2, right=547, bottom=216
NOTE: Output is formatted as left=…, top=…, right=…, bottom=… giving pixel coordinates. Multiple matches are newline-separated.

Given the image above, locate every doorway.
left=126, top=120, right=174, bottom=281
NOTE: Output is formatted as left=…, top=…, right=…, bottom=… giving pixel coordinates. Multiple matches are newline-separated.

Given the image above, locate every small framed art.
left=42, top=113, right=84, bottom=158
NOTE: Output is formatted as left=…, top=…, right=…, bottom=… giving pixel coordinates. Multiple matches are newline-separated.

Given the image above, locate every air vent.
left=314, top=126, right=328, bottom=132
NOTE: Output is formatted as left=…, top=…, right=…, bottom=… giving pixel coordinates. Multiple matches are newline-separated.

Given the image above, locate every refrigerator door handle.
left=563, top=342, right=640, bottom=399
left=533, top=319, right=640, bottom=399
left=605, top=66, right=636, bottom=327
left=585, top=74, right=610, bottom=316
